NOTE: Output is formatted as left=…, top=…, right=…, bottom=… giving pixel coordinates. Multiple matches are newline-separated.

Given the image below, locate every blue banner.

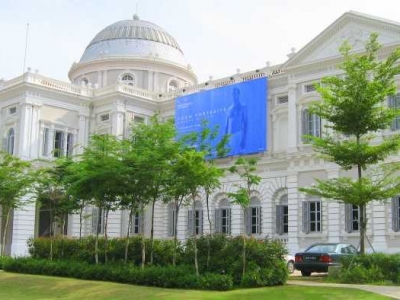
left=175, top=77, right=267, bottom=157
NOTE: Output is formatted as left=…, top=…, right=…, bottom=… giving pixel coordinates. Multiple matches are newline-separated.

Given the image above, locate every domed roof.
left=79, top=15, right=188, bottom=67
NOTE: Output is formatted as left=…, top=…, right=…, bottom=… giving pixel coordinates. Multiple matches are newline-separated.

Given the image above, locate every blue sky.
left=1, top=0, right=400, bottom=83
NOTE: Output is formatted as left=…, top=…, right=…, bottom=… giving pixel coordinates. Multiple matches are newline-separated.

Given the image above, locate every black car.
left=294, top=243, right=358, bottom=276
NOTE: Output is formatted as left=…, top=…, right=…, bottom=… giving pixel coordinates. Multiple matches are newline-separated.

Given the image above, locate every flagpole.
left=23, top=23, right=29, bottom=74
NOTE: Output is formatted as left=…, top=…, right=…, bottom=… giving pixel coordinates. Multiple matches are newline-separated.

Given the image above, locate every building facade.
left=2, top=11, right=400, bottom=256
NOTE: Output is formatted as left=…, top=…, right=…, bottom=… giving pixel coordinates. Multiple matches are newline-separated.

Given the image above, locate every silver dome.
left=79, top=15, right=188, bottom=66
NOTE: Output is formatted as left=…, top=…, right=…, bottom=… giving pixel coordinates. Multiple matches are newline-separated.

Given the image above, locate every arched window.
left=245, top=198, right=262, bottom=235
left=188, top=201, right=203, bottom=236
left=168, top=79, right=178, bottom=92
left=7, top=128, right=15, bottom=155
left=81, top=78, right=89, bottom=86
left=215, top=199, right=231, bottom=234
left=276, top=194, right=288, bottom=235
left=121, top=74, right=135, bottom=86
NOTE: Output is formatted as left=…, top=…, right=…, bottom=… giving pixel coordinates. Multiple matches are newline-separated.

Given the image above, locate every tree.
left=128, top=115, right=179, bottom=265
left=0, top=152, right=33, bottom=256
left=174, top=147, right=209, bottom=276
left=192, top=121, right=228, bottom=269
left=35, top=157, right=76, bottom=260
left=228, top=157, right=261, bottom=277
left=300, top=33, right=400, bottom=254
left=119, top=138, right=151, bottom=267
left=67, top=134, right=124, bottom=264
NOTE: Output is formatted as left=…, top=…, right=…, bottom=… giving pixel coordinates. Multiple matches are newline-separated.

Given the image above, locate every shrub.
left=27, top=234, right=288, bottom=287
left=3, top=258, right=233, bottom=290
left=333, top=253, right=400, bottom=284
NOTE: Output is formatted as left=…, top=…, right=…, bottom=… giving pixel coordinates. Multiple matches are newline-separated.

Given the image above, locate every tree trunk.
left=242, top=207, right=246, bottom=277
left=206, top=192, right=212, bottom=270
left=95, top=231, right=99, bottom=264
left=124, top=209, right=133, bottom=264
left=357, top=150, right=366, bottom=254
left=359, top=203, right=366, bottom=254
left=192, top=197, right=199, bottom=276
left=1, top=207, right=11, bottom=257
left=141, top=207, right=146, bottom=269
left=104, top=208, right=109, bottom=264
left=150, top=200, right=155, bottom=265
left=49, top=206, right=53, bottom=262
left=79, top=206, right=83, bottom=240
left=173, top=203, right=179, bottom=266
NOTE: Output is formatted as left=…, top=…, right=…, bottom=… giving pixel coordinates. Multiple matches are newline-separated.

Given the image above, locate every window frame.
left=392, top=196, right=400, bottom=232
left=246, top=198, right=262, bottom=235
left=388, top=93, right=400, bottom=131
left=53, top=130, right=64, bottom=157
left=215, top=199, right=231, bottom=235
left=6, top=128, right=15, bottom=155
left=188, top=201, right=203, bottom=236
left=276, top=194, right=288, bottom=235
left=345, top=203, right=360, bottom=233
left=301, top=108, right=321, bottom=141
left=302, top=200, right=322, bottom=234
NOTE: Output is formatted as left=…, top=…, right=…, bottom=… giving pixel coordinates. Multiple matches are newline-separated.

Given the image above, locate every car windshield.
left=306, top=244, right=337, bottom=253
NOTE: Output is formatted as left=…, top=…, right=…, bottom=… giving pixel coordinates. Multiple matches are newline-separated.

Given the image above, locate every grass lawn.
left=0, top=271, right=390, bottom=300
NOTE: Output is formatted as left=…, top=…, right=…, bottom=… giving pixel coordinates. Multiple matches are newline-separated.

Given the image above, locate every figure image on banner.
left=225, top=87, right=248, bottom=155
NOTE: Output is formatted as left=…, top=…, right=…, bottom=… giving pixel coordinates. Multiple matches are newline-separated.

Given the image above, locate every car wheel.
left=287, top=260, right=295, bottom=274
left=301, top=270, right=311, bottom=277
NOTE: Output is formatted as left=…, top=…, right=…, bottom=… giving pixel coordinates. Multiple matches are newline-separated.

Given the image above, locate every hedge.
left=329, top=253, right=400, bottom=284
left=3, top=258, right=233, bottom=290
left=27, top=234, right=288, bottom=287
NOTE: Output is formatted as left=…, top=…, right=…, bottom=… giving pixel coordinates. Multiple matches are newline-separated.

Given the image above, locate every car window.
left=306, top=244, right=336, bottom=253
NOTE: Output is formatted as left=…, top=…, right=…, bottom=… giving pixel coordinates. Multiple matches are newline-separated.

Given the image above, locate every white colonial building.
left=2, top=11, right=400, bottom=256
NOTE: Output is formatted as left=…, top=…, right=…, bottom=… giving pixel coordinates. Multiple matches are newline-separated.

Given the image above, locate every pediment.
left=283, top=11, right=400, bottom=69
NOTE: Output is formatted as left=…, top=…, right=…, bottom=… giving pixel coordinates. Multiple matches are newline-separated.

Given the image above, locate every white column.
left=287, top=84, right=298, bottom=152
left=63, top=130, right=68, bottom=156
left=326, top=168, right=341, bottom=243
left=11, top=195, right=36, bottom=256
left=77, top=114, right=87, bottom=154
left=111, top=112, right=124, bottom=137
left=153, top=72, right=159, bottom=92
left=287, top=172, right=300, bottom=254
left=47, top=125, right=55, bottom=158
left=370, top=200, right=388, bottom=252
left=29, top=104, right=41, bottom=158
left=18, top=103, right=33, bottom=159
left=147, top=71, right=154, bottom=91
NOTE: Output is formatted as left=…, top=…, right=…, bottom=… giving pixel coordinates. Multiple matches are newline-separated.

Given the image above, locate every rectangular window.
left=92, top=207, right=105, bottom=235
left=215, top=208, right=231, bottom=234
left=246, top=206, right=261, bottom=235
left=54, top=130, right=64, bottom=157
left=301, top=109, right=321, bottom=141
left=168, top=207, right=176, bottom=237
left=345, top=204, right=359, bottom=233
left=302, top=201, right=321, bottom=233
left=188, top=209, right=203, bottom=236
left=305, top=84, right=317, bottom=93
left=134, top=116, right=145, bottom=124
left=42, top=128, right=49, bottom=156
left=277, top=95, right=289, bottom=104
left=388, top=94, right=400, bottom=131
left=392, top=196, right=400, bottom=232
left=8, top=107, right=16, bottom=115
left=100, top=113, right=110, bottom=122
left=131, top=212, right=142, bottom=235
left=276, top=205, right=288, bottom=235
